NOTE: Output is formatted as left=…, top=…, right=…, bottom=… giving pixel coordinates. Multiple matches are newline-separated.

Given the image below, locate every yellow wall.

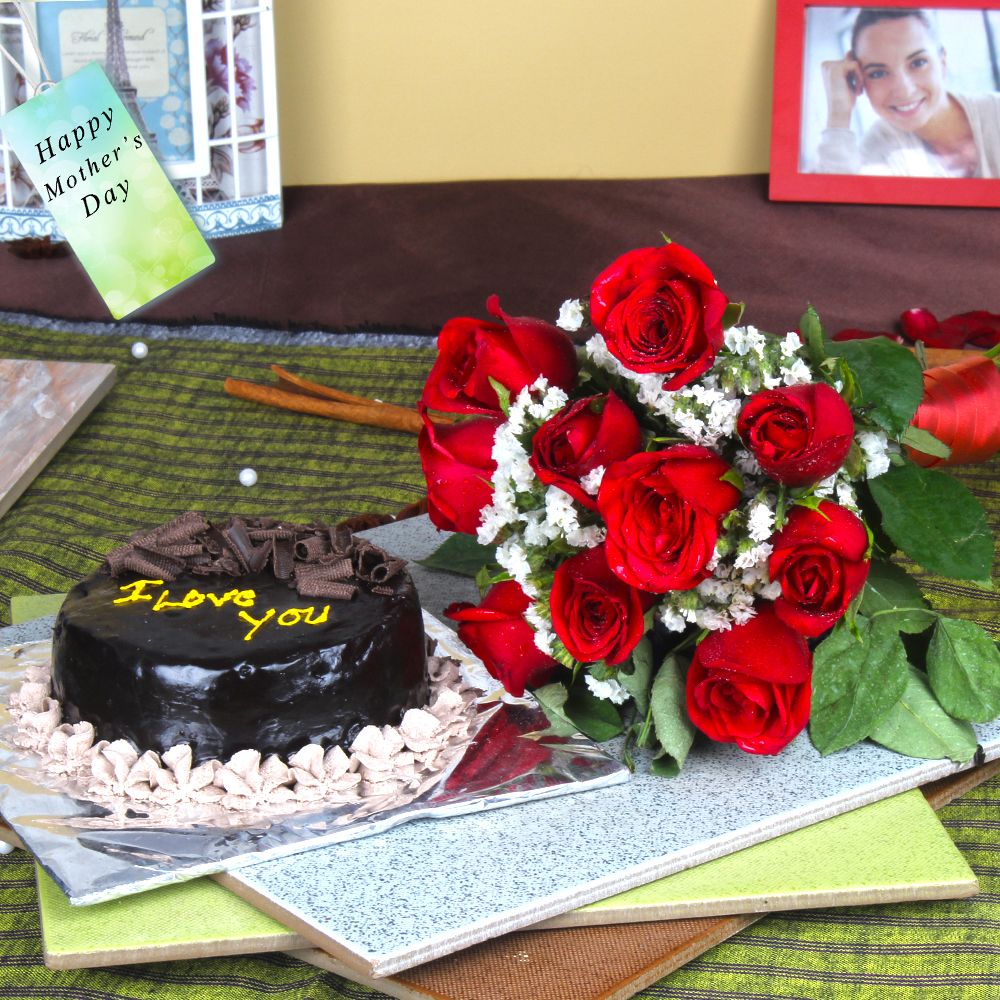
left=274, top=0, right=777, bottom=184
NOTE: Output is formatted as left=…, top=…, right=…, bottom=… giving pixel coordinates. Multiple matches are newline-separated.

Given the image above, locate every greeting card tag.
left=0, top=61, right=213, bottom=319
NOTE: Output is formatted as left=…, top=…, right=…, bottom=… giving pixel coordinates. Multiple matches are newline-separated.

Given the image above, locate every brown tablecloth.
left=3, top=176, right=998, bottom=335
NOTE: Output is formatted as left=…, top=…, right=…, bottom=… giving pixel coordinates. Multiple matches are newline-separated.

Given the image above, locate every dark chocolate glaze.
left=51, top=569, right=429, bottom=764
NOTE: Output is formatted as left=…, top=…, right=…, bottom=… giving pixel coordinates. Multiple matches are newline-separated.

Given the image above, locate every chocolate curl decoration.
left=248, top=526, right=297, bottom=542
left=101, top=513, right=409, bottom=602
left=134, top=511, right=210, bottom=548
left=294, top=535, right=332, bottom=561
left=106, top=548, right=184, bottom=580
left=157, top=543, right=204, bottom=559
left=319, top=556, right=354, bottom=580
left=294, top=559, right=358, bottom=600
left=331, top=524, right=354, bottom=553
left=105, top=510, right=209, bottom=580
left=907, top=355, right=1000, bottom=467
left=221, top=519, right=256, bottom=572
left=273, top=537, right=295, bottom=580
left=245, top=538, right=273, bottom=574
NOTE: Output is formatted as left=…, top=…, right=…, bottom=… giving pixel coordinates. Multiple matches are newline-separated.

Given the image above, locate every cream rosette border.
left=3, top=614, right=495, bottom=826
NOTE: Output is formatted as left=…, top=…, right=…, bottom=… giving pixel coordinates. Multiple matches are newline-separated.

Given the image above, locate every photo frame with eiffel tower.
left=0, top=0, right=281, bottom=240
left=27, top=0, right=210, bottom=179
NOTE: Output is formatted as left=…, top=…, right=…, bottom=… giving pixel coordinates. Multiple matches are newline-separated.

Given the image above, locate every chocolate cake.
left=50, top=513, right=429, bottom=764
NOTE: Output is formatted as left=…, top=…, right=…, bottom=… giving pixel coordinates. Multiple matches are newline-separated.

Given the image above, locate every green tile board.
left=35, top=867, right=310, bottom=970
left=537, top=788, right=976, bottom=927
left=26, top=785, right=974, bottom=970
left=9, top=593, right=63, bottom=623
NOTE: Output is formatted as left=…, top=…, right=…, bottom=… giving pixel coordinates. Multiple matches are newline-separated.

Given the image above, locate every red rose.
left=768, top=501, right=870, bottom=638
left=597, top=445, right=741, bottom=592
left=418, top=406, right=501, bottom=535
left=529, top=392, right=643, bottom=510
left=736, top=383, right=854, bottom=487
left=686, top=604, right=812, bottom=755
left=589, top=244, right=729, bottom=390
left=549, top=544, right=647, bottom=664
left=421, top=295, right=578, bottom=415
left=445, top=581, right=558, bottom=697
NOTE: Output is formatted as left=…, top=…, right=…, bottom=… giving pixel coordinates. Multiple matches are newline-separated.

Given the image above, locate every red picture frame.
left=769, top=0, right=1000, bottom=206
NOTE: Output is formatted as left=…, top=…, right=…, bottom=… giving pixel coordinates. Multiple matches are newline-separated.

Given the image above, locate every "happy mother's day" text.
left=35, top=106, right=143, bottom=219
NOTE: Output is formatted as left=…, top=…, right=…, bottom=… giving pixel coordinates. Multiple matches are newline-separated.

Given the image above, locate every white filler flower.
left=585, top=674, right=629, bottom=705
left=556, top=298, right=585, bottom=332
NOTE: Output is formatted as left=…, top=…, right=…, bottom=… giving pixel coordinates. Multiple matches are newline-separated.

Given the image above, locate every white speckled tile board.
left=211, top=518, right=1000, bottom=979
left=220, top=722, right=1000, bottom=976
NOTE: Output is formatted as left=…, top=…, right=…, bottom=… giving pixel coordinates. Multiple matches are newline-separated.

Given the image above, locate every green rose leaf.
left=858, top=558, right=936, bottom=634
left=722, top=302, right=745, bottom=329
left=927, top=618, right=1000, bottom=723
left=829, top=337, right=924, bottom=436
left=868, top=464, right=993, bottom=581
left=532, top=682, right=580, bottom=737
left=721, top=468, right=745, bottom=492
left=799, top=305, right=827, bottom=369
left=810, top=616, right=909, bottom=755
left=649, top=755, right=681, bottom=778
left=868, top=668, right=979, bottom=763
left=791, top=493, right=827, bottom=515
left=487, top=376, right=511, bottom=416
left=564, top=683, right=625, bottom=742
left=418, top=534, right=496, bottom=578
left=649, top=654, right=696, bottom=772
left=619, top=636, right=654, bottom=717
left=899, top=425, right=951, bottom=461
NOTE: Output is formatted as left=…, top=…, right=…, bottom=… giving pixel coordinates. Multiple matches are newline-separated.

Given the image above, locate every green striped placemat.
left=1, top=316, right=998, bottom=998
left=0, top=320, right=434, bottom=626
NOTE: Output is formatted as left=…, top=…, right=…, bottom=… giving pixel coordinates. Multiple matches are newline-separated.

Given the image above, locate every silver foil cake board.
left=0, top=612, right=629, bottom=906
left=209, top=517, right=1000, bottom=978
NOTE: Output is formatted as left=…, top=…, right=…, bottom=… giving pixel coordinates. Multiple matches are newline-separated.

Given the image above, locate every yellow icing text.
left=114, top=579, right=328, bottom=642
left=239, top=605, right=331, bottom=641
left=151, top=587, right=256, bottom=611
left=239, top=607, right=275, bottom=641
left=277, top=605, right=330, bottom=627
left=206, top=589, right=256, bottom=609
left=114, top=579, right=164, bottom=604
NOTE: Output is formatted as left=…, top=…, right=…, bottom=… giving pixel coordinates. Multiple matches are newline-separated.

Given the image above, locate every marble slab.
left=218, top=516, right=1000, bottom=978
left=0, top=359, right=115, bottom=519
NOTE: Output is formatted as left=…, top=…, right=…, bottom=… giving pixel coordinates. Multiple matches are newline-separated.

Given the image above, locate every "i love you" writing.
left=113, top=579, right=331, bottom=642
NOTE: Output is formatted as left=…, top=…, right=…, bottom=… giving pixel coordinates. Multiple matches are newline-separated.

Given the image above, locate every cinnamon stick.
left=224, top=378, right=426, bottom=434
left=270, top=365, right=379, bottom=407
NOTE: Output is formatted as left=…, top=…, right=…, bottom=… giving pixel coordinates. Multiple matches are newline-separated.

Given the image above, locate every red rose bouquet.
left=419, top=241, right=1000, bottom=773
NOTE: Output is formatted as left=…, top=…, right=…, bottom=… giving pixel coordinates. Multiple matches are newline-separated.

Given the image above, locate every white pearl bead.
left=131, top=341, right=148, bottom=359
left=239, top=467, right=258, bottom=487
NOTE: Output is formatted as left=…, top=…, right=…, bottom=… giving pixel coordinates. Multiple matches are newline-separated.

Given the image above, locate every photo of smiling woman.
left=803, top=6, right=1000, bottom=177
